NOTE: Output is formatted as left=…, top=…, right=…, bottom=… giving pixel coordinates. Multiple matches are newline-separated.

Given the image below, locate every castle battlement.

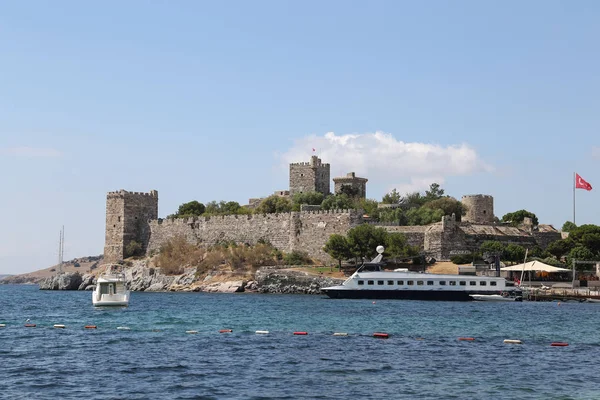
left=107, top=189, right=158, bottom=198
left=289, top=161, right=331, bottom=167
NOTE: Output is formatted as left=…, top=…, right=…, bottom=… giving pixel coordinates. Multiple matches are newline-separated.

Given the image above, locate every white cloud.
left=279, top=131, right=492, bottom=194
left=0, top=146, right=62, bottom=158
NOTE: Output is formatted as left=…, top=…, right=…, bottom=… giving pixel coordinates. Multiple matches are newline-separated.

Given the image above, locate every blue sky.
left=1, top=1, right=599, bottom=274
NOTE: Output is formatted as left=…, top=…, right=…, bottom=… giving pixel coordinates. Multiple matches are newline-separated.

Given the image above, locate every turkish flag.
left=575, top=173, right=593, bottom=191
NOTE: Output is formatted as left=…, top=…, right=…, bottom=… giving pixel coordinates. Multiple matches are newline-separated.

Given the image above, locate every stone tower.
left=104, top=190, right=158, bottom=263
left=289, top=156, right=330, bottom=196
left=461, top=194, right=494, bottom=224
left=333, top=172, right=368, bottom=199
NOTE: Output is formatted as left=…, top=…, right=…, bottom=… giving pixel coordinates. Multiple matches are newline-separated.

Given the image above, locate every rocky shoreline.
left=36, top=261, right=344, bottom=295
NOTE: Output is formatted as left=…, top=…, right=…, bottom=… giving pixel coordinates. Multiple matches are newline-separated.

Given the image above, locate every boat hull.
left=322, top=288, right=474, bottom=301
left=470, top=294, right=522, bottom=302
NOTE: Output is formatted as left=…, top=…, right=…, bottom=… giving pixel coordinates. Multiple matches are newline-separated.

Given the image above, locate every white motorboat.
left=92, top=273, right=130, bottom=306
left=470, top=292, right=523, bottom=302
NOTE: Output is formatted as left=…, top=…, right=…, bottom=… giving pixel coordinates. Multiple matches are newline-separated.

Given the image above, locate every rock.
left=78, top=274, right=95, bottom=290
left=146, top=282, right=168, bottom=292
left=39, top=272, right=83, bottom=290
left=255, top=268, right=343, bottom=295
left=197, top=280, right=246, bottom=293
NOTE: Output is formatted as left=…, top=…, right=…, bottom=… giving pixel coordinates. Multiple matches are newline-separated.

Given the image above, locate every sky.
left=1, top=1, right=599, bottom=274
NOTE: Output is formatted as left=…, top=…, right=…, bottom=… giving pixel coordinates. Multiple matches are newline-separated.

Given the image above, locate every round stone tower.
left=461, top=194, right=494, bottom=224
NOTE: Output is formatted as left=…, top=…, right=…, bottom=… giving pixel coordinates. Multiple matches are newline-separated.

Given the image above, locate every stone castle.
left=103, top=157, right=562, bottom=264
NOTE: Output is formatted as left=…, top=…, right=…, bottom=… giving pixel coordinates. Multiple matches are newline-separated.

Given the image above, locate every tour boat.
left=92, top=272, right=130, bottom=306
left=321, top=247, right=517, bottom=301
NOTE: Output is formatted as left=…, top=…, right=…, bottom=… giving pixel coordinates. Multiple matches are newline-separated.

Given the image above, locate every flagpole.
left=573, top=172, right=576, bottom=224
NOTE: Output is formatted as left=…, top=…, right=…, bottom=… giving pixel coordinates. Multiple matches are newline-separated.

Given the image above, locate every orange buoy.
left=294, top=331, right=308, bottom=335
left=84, top=325, right=97, bottom=329
left=219, top=329, right=233, bottom=333
left=458, top=337, right=475, bottom=341
left=373, top=332, right=389, bottom=338
left=24, top=323, right=36, bottom=328
left=551, top=342, right=569, bottom=347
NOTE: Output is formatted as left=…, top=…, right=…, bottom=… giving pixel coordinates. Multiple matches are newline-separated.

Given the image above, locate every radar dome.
left=376, top=245, right=385, bottom=254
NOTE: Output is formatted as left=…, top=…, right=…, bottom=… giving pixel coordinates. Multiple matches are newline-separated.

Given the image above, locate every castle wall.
left=381, top=226, right=426, bottom=249
left=147, top=210, right=362, bottom=263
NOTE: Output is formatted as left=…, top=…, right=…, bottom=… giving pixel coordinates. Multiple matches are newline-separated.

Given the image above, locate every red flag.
left=575, top=173, right=592, bottom=191
left=312, top=148, right=315, bottom=152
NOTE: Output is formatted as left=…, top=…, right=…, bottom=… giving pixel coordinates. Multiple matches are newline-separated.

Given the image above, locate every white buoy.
left=504, top=339, right=523, bottom=344
left=186, top=330, right=198, bottom=334
left=53, top=324, right=66, bottom=329
left=255, top=330, right=269, bottom=334
left=0, top=324, right=6, bottom=328
left=333, top=332, right=348, bottom=336
left=116, top=326, right=131, bottom=330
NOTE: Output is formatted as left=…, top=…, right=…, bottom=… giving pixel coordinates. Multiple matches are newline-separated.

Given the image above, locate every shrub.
left=283, top=250, right=312, bottom=265
left=156, top=235, right=204, bottom=275
left=125, top=240, right=143, bottom=258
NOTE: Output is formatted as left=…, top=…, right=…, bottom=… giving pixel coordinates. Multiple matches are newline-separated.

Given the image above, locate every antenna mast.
left=58, top=226, right=64, bottom=273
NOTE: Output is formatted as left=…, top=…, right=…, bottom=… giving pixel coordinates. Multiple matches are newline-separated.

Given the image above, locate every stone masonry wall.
left=381, top=226, right=427, bottom=249
left=462, top=194, right=494, bottom=224
left=147, top=210, right=362, bottom=263
left=289, top=156, right=330, bottom=196
left=104, top=190, right=158, bottom=263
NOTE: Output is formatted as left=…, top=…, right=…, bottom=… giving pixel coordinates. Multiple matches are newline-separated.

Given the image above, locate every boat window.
left=470, top=281, right=476, bottom=286
left=358, top=280, right=364, bottom=285
left=417, top=281, right=424, bottom=285
left=367, top=280, right=374, bottom=285
left=407, top=281, right=414, bottom=285
left=449, top=281, right=456, bottom=286
left=490, top=281, right=497, bottom=286
left=480, top=281, right=487, bottom=286
left=387, top=280, right=394, bottom=285
left=439, top=281, right=446, bottom=285
left=397, top=280, right=404, bottom=285
left=459, top=281, right=466, bottom=286
left=427, top=281, right=434, bottom=286
left=377, top=280, right=384, bottom=285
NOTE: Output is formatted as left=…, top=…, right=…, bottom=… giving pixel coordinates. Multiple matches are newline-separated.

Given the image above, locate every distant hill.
left=0, top=256, right=103, bottom=285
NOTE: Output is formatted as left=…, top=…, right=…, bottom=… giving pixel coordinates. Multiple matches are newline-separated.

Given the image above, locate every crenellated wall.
left=146, top=209, right=363, bottom=262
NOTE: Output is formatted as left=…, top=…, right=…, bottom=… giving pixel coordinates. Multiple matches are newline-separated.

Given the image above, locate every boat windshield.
left=356, top=262, right=384, bottom=273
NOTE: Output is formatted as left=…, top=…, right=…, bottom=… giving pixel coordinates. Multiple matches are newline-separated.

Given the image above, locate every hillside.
left=1, top=256, right=103, bottom=284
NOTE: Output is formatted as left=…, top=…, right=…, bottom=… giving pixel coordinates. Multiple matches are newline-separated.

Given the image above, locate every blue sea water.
left=1, top=285, right=599, bottom=400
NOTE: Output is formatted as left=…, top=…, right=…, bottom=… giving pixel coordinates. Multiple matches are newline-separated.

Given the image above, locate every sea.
left=1, top=284, right=599, bottom=400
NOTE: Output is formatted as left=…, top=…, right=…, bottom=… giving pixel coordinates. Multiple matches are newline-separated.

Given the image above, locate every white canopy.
left=500, top=260, right=571, bottom=273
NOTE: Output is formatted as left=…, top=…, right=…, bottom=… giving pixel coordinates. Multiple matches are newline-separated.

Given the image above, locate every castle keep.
left=289, top=156, right=330, bottom=196
left=104, top=190, right=158, bottom=262
left=103, top=157, right=562, bottom=264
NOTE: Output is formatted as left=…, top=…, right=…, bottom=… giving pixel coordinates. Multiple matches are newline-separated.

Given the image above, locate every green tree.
left=422, top=197, right=466, bottom=220
left=567, top=245, right=598, bottom=270
left=480, top=241, right=506, bottom=260
left=424, top=183, right=445, bottom=201
left=561, top=221, right=577, bottom=232
left=323, top=234, right=352, bottom=270
left=385, top=233, right=408, bottom=264
left=339, top=185, right=360, bottom=197
left=546, top=239, right=575, bottom=260
left=405, top=207, right=444, bottom=225
left=501, top=210, right=539, bottom=227
left=291, top=191, right=324, bottom=211
left=255, top=195, right=293, bottom=214
left=346, top=224, right=388, bottom=261
left=321, top=194, right=355, bottom=210
left=379, top=208, right=407, bottom=225
left=172, top=200, right=205, bottom=217
left=505, top=244, right=526, bottom=263
left=399, top=191, right=426, bottom=210
left=356, top=198, right=379, bottom=219
left=381, top=189, right=401, bottom=204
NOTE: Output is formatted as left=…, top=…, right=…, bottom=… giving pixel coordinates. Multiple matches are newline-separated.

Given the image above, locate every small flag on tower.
left=312, top=148, right=316, bottom=152
left=575, top=173, right=592, bottom=191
